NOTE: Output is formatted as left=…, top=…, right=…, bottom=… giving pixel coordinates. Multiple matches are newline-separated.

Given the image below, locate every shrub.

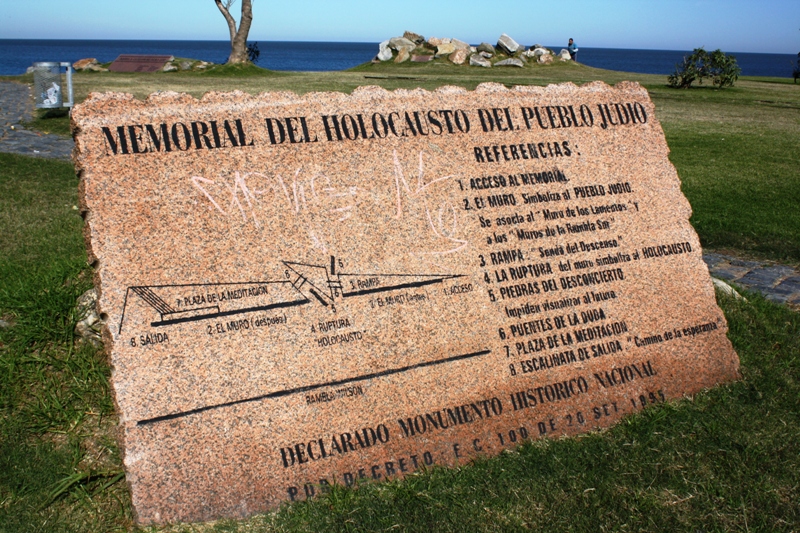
left=706, top=49, right=741, bottom=88
left=668, top=47, right=741, bottom=89
left=668, top=49, right=707, bottom=88
left=247, top=41, right=260, bottom=64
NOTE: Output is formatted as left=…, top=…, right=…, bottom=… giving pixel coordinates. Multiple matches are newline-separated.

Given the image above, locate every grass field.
left=1, top=61, right=799, bottom=532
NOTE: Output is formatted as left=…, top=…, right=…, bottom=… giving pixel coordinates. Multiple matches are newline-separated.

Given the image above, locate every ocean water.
left=0, top=40, right=373, bottom=74
left=0, top=39, right=796, bottom=78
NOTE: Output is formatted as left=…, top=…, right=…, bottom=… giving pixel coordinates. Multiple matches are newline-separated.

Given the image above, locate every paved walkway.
left=704, top=253, right=800, bottom=306
left=1, top=81, right=799, bottom=307
left=0, top=81, right=74, bottom=159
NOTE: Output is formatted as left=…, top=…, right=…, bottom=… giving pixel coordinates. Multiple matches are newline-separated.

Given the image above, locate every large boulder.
left=428, top=37, right=451, bottom=47
left=494, top=58, right=525, bottom=68
left=436, top=43, right=457, bottom=57
left=389, top=37, right=416, bottom=52
left=73, top=58, right=99, bottom=71
left=496, top=33, right=521, bottom=55
left=538, top=53, right=554, bottom=64
left=477, top=42, right=495, bottom=54
left=377, top=40, right=393, bottom=61
left=395, top=48, right=411, bottom=63
left=451, top=38, right=470, bottom=50
left=449, top=49, right=468, bottom=65
left=525, top=47, right=553, bottom=62
left=470, top=54, right=492, bottom=68
left=403, top=31, right=425, bottom=44
left=558, top=49, right=572, bottom=61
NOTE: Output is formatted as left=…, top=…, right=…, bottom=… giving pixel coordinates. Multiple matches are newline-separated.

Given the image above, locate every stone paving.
left=0, top=81, right=74, bottom=160
left=703, top=253, right=800, bottom=306
left=1, top=81, right=799, bottom=308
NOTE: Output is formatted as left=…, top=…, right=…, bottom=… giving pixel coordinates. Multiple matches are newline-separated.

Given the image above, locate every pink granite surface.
left=72, top=82, right=740, bottom=525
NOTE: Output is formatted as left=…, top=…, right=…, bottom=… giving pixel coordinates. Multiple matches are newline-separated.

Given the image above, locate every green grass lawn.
left=1, top=62, right=799, bottom=532
left=0, top=154, right=129, bottom=531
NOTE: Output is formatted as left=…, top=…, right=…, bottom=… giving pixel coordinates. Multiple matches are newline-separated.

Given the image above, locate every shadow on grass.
left=200, top=62, right=288, bottom=77
left=25, top=107, right=72, bottom=137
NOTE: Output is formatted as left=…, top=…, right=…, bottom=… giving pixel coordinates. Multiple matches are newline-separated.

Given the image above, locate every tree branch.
left=229, top=0, right=253, bottom=63
left=214, top=0, right=237, bottom=44
left=236, top=0, right=253, bottom=45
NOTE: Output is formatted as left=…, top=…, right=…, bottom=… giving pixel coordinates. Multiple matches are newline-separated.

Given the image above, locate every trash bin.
left=33, top=62, right=73, bottom=109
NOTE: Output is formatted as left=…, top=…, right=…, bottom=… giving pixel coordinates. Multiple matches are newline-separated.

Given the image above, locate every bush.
left=668, top=47, right=741, bottom=89
left=247, top=41, right=260, bottom=64
left=668, top=49, right=706, bottom=88
left=793, top=52, right=799, bottom=83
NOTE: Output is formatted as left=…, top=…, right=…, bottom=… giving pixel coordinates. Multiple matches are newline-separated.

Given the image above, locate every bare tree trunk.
left=214, top=0, right=253, bottom=64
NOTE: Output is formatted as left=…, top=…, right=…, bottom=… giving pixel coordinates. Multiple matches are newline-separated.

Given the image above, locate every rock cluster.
left=162, top=59, right=214, bottom=72
left=69, top=57, right=215, bottom=73
left=72, top=58, right=108, bottom=72
left=375, top=32, right=569, bottom=68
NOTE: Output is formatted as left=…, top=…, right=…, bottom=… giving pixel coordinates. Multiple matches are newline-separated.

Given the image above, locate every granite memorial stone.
left=72, top=82, right=740, bottom=525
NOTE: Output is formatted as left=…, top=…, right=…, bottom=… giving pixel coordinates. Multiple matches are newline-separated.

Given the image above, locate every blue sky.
left=2, top=0, right=798, bottom=54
